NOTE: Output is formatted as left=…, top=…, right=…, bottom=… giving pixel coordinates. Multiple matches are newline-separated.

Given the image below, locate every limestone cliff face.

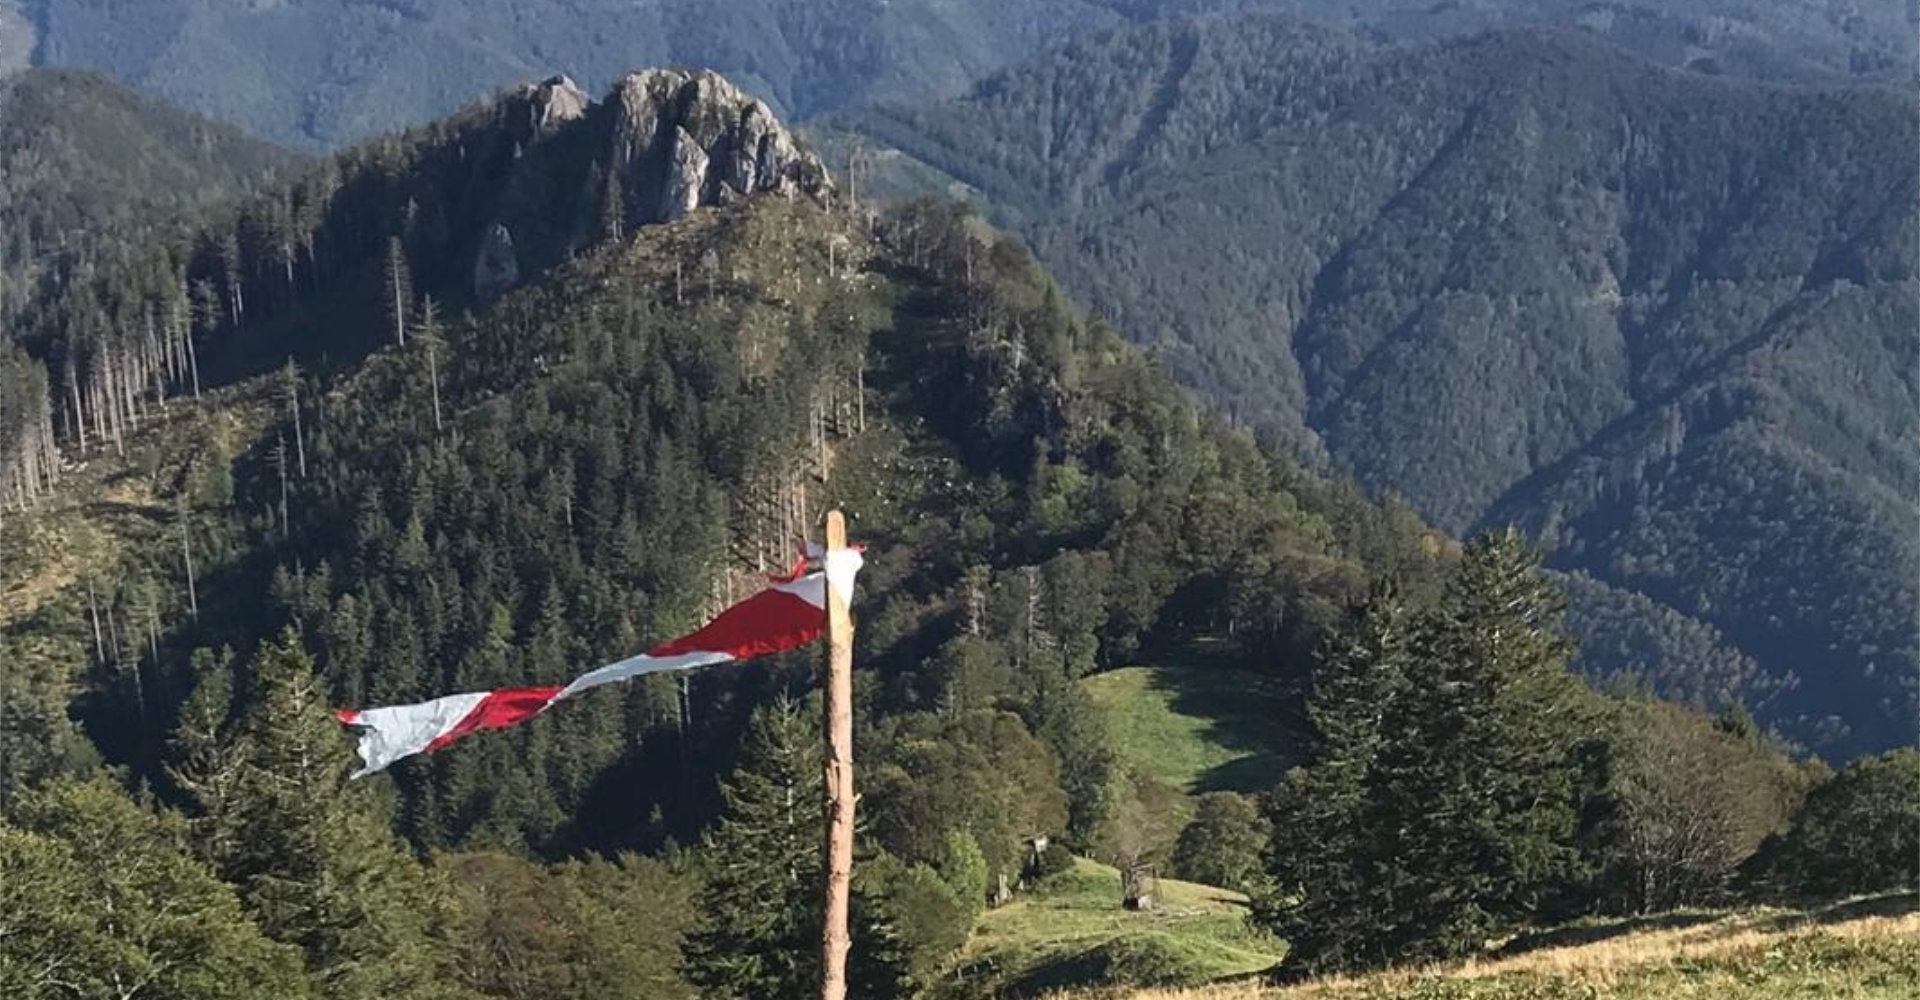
left=524, top=75, right=590, bottom=137
left=471, top=70, right=830, bottom=299
left=608, top=69, right=828, bottom=224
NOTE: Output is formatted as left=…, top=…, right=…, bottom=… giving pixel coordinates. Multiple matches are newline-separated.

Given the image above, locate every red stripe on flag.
left=647, top=588, right=824, bottom=661
left=337, top=567, right=843, bottom=776
left=423, top=685, right=565, bottom=755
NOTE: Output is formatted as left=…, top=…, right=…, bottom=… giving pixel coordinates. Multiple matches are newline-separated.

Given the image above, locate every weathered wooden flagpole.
left=820, top=510, right=856, bottom=1000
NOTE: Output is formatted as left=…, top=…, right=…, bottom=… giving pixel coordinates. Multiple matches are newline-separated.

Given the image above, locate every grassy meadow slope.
left=1084, top=663, right=1296, bottom=796
left=942, top=857, right=1284, bottom=999
left=1092, top=894, right=1919, bottom=1000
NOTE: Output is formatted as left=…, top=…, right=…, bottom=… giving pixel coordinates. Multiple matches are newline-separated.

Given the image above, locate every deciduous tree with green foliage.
left=1173, top=792, right=1270, bottom=894
left=1586, top=697, right=1810, bottom=914
left=1743, top=748, right=1920, bottom=900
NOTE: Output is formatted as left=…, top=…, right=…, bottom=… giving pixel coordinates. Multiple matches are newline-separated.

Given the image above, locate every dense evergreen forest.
left=0, top=57, right=1912, bottom=1000
left=0, top=68, right=293, bottom=311
left=833, top=15, right=1920, bottom=757
left=0, top=67, right=290, bottom=524
left=11, top=0, right=1911, bottom=148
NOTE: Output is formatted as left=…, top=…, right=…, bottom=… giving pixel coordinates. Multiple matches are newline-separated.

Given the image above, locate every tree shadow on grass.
left=995, top=949, right=1108, bottom=1000
left=1496, top=891, right=1918, bottom=961
left=1494, top=911, right=1726, bottom=958
left=1139, top=651, right=1305, bottom=794
left=1195, top=753, right=1293, bottom=794
left=1762, top=891, right=1918, bottom=930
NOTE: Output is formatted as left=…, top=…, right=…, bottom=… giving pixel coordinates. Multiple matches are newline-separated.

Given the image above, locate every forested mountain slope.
left=0, top=68, right=290, bottom=523
left=1276, top=0, right=1915, bottom=84
left=0, top=67, right=292, bottom=310
left=2, top=68, right=1438, bottom=856
left=13, top=0, right=1911, bottom=148
left=835, top=17, right=1920, bottom=755
left=4, top=66, right=1910, bottom=1000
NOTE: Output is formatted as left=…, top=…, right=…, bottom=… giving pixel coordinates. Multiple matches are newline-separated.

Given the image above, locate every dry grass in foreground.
left=1097, top=893, right=1918, bottom=1000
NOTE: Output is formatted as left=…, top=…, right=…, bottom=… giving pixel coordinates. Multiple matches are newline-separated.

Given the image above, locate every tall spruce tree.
left=681, top=699, right=910, bottom=1000
left=171, top=632, right=466, bottom=1000
left=682, top=700, right=825, bottom=1000
left=1262, top=535, right=1601, bottom=971
left=1362, top=531, right=1597, bottom=964
left=1258, top=580, right=1414, bottom=971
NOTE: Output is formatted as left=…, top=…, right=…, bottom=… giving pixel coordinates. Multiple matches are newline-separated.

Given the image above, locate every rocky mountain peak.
left=469, top=68, right=831, bottom=300
left=609, top=68, right=828, bottom=222
left=522, top=74, right=591, bottom=135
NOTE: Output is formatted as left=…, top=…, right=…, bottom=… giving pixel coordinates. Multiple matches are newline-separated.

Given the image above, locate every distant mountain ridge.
left=833, top=16, right=1919, bottom=755
left=0, top=68, right=292, bottom=311
left=12, top=0, right=1913, bottom=148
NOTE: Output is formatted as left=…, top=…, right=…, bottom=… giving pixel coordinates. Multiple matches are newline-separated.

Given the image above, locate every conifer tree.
left=1, top=779, right=313, bottom=1000
left=1257, top=580, right=1413, bottom=970
left=682, top=700, right=824, bottom=1000
left=1262, top=536, right=1599, bottom=972
left=0, top=634, right=99, bottom=810
left=681, top=698, right=914, bottom=1000
left=172, top=633, right=465, bottom=1000
left=1361, top=531, right=1595, bottom=963
left=168, top=647, right=241, bottom=857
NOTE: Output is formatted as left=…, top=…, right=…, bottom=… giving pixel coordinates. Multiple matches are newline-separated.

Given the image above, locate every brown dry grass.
left=1095, top=896, right=1919, bottom=1000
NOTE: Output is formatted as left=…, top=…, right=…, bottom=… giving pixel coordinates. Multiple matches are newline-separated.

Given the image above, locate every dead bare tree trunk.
left=419, top=298, right=445, bottom=436
left=274, top=433, right=290, bottom=539
left=386, top=237, right=411, bottom=348
left=63, top=359, right=82, bottom=451
left=284, top=359, right=308, bottom=478
left=185, top=331, right=202, bottom=401
left=181, top=510, right=199, bottom=621
left=85, top=577, right=105, bottom=664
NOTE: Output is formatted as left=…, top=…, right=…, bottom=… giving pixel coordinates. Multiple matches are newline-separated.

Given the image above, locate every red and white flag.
left=335, top=547, right=862, bottom=777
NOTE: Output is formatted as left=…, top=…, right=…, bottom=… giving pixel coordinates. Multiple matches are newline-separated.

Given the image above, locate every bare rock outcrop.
left=468, top=68, right=830, bottom=299
left=608, top=69, right=830, bottom=225
left=525, top=75, right=590, bottom=136
left=473, top=224, right=519, bottom=301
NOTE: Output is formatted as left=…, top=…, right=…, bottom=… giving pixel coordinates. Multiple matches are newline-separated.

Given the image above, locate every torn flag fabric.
left=335, top=549, right=861, bottom=777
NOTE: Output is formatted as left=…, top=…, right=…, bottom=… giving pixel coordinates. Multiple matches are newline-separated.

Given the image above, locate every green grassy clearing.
left=1082, top=664, right=1297, bottom=796
left=937, top=857, right=1284, bottom=999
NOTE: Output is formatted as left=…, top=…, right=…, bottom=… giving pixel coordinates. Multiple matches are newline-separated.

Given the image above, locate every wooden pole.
left=820, top=510, right=855, bottom=1000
